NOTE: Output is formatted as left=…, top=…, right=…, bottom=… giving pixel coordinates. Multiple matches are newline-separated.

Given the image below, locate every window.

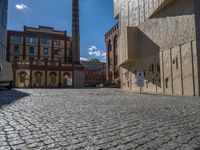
left=43, top=48, right=49, bottom=55
left=27, top=38, right=36, bottom=44
left=176, top=57, right=179, bottom=69
left=109, top=58, right=112, bottom=65
left=58, top=58, right=64, bottom=62
left=0, top=65, right=2, bottom=72
left=14, top=56, right=19, bottom=61
left=146, top=81, right=148, bottom=88
left=14, top=46, right=20, bottom=53
left=108, top=41, right=112, bottom=52
left=114, top=36, right=118, bottom=49
left=114, top=39, right=117, bottom=48
left=29, top=56, right=34, bottom=61
left=69, top=50, right=72, bottom=57
left=35, top=72, right=42, bottom=87
left=12, top=36, right=22, bottom=42
left=157, top=63, right=160, bottom=74
left=50, top=72, right=57, bottom=87
left=54, top=40, right=61, bottom=46
left=89, top=64, right=96, bottom=69
left=69, top=57, right=73, bottom=63
left=152, top=64, right=154, bottom=74
left=152, top=79, right=155, bottom=85
left=19, top=72, right=26, bottom=83
left=165, top=78, right=169, bottom=89
left=41, top=38, right=49, bottom=45
left=43, top=58, right=48, bottom=61
left=29, top=47, right=34, bottom=54
left=54, top=49, right=62, bottom=55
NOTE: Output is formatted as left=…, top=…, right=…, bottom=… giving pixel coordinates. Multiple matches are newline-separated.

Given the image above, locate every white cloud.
left=15, top=3, right=29, bottom=10
left=87, top=45, right=106, bottom=62
left=102, top=52, right=106, bottom=56
left=80, top=57, right=88, bottom=61
left=88, top=45, right=97, bottom=51
left=88, top=50, right=101, bottom=56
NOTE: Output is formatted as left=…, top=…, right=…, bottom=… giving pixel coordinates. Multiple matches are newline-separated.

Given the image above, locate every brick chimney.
left=72, top=0, right=80, bottom=64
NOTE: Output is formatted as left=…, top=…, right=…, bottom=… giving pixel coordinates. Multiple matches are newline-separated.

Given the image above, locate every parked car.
left=96, top=83, right=104, bottom=88
left=0, top=59, right=13, bottom=89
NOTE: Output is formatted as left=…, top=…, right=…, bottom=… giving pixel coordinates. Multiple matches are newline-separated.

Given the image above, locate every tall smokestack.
left=72, top=0, right=80, bottom=64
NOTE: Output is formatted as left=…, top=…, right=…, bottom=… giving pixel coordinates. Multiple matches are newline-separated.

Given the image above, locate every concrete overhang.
left=118, top=27, right=139, bottom=66
left=150, top=0, right=176, bottom=18
left=113, top=0, right=120, bottom=19
left=119, top=59, right=135, bottom=68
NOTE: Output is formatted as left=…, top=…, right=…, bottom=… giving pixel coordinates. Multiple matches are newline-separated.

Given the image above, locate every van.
left=0, top=59, right=13, bottom=89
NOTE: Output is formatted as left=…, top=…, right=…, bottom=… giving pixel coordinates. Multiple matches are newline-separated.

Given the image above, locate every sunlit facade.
left=114, top=0, right=200, bottom=96
left=7, top=26, right=84, bottom=88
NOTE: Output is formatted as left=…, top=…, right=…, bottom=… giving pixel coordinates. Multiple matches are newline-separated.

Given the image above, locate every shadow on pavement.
left=0, top=89, right=29, bottom=108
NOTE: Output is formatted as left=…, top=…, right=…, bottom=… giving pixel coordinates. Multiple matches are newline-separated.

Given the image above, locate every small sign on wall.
left=136, top=69, right=144, bottom=93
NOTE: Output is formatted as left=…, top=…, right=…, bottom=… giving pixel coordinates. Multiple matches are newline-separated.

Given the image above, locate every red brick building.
left=81, top=60, right=106, bottom=87
left=7, top=26, right=84, bottom=88
left=105, top=23, right=119, bottom=83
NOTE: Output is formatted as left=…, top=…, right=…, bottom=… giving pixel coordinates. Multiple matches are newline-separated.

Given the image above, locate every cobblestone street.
left=0, top=89, right=200, bottom=150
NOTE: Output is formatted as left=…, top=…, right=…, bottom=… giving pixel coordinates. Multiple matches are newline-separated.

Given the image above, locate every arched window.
left=19, top=71, right=27, bottom=84
left=114, top=35, right=118, bottom=50
left=50, top=72, right=57, bottom=87
left=108, top=40, right=112, bottom=52
left=35, top=72, right=42, bottom=87
left=114, top=35, right=118, bottom=65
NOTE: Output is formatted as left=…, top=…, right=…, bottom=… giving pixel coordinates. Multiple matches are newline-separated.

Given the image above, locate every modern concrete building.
left=0, top=0, right=8, bottom=61
left=7, top=26, right=84, bottom=88
left=105, top=23, right=119, bottom=83
left=82, top=60, right=106, bottom=87
left=114, top=0, right=200, bottom=96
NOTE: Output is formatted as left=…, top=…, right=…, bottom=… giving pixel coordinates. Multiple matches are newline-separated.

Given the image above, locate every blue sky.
left=8, top=0, right=117, bottom=62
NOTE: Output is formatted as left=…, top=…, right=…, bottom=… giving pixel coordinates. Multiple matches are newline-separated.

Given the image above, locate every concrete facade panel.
left=181, top=42, right=194, bottom=96
left=171, top=46, right=182, bottom=95
left=113, top=0, right=199, bottom=96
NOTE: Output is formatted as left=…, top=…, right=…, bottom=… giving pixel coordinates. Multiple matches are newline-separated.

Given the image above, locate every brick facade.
left=7, top=26, right=84, bottom=88
left=82, top=61, right=106, bottom=86
left=105, top=23, right=119, bottom=83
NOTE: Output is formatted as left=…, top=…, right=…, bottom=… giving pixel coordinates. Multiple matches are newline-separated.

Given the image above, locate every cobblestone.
left=0, top=88, right=200, bottom=149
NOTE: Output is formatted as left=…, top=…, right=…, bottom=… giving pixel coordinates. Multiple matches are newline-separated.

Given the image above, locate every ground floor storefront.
left=13, top=60, right=84, bottom=88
